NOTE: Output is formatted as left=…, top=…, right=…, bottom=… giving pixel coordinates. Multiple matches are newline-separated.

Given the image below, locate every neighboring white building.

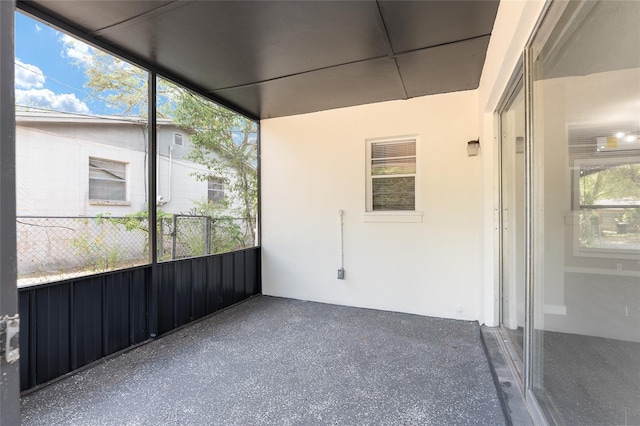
left=15, top=111, right=239, bottom=279
left=16, top=111, right=217, bottom=217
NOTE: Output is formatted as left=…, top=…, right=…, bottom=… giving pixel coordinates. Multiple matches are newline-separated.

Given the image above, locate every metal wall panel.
left=191, top=257, right=208, bottom=321
left=222, top=254, right=235, bottom=308
left=234, top=251, right=246, bottom=304
left=35, top=283, right=71, bottom=385
left=129, top=268, right=149, bottom=345
left=207, top=256, right=223, bottom=314
left=245, top=247, right=259, bottom=296
left=71, top=278, right=102, bottom=369
left=158, top=262, right=175, bottom=335
left=106, top=269, right=149, bottom=353
left=18, top=248, right=260, bottom=391
left=19, top=291, right=32, bottom=390
left=104, top=271, right=132, bottom=355
left=174, top=260, right=191, bottom=328
left=19, top=269, right=149, bottom=390
left=156, top=248, right=260, bottom=335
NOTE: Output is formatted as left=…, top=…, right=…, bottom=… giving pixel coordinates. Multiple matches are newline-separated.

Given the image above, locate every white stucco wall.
left=261, top=90, right=483, bottom=320
left=259, top=0, right=549, bottom=323
left=259, top=1, right=553, bottom=323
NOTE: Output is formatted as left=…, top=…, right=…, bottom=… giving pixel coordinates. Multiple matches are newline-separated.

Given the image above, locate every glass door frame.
left=524, top=2, right=574, bottom=424
left=495, top=50, right=550, bottom=426
left=495, top=1, right=579, bottom=424
left=496, top=66, right=525, bottom=383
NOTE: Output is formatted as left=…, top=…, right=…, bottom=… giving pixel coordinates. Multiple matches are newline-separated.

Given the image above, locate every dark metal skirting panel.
left=19, top=268, right=150, bottom=391
left=18, top=247, right=261, bottom=391
left=157, top=248, right=261, bottom=335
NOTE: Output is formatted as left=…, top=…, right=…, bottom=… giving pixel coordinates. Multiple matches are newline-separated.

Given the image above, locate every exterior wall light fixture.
left=467, top=139, right=480, bottom=156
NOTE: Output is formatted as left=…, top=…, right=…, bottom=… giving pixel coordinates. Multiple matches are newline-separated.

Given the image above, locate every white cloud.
left=60, top=33, right=95, bottom=67
left=15, top=59, right=45, bottom=89
left=16, top=88, right=90, bottom=114
left=35, top=24, right=42, bottom=32
left=60, top=33, right=132, bottom=72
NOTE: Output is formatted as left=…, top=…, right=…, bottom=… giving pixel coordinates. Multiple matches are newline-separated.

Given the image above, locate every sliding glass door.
left=529, top=1, right=640, bottom=423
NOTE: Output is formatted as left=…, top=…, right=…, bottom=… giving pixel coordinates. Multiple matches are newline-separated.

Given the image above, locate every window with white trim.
left=208, top=176, right=224, bottom=203
left=573, top=156, right=640, bottom=256
left=89, top=157, right=127, bottom=202
left=173, top=133, right=183, bottom=146
left=366, top=138, right=417, bottom=211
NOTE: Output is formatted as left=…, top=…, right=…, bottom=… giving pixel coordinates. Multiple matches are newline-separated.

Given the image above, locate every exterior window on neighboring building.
left=208, top=177, right=224, bottom=203
left=174, top=133, right=183, bottom=146
left=89, top=157, right=127, bottom=202
left=367, top=138, right=417, bottom=211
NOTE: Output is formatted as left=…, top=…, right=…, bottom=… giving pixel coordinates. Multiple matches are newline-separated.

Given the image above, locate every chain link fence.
left=158, top=215, right=256, bottom=260
left=17, top=215, right=256, bottom=286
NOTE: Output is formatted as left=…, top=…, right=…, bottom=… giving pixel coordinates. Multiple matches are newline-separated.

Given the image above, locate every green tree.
left=172, top=92, right=257, bottom=243
left=580, top=163, right=640, bottom=205
left=82, top=50, right=177, bottom=117
left=76, top=49, right=258, bottom=245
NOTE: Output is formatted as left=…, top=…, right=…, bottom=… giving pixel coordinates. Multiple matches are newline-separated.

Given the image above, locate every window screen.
left=208, top=176, right=224, bottom=203
left=89, top=158, right=127, bottom=201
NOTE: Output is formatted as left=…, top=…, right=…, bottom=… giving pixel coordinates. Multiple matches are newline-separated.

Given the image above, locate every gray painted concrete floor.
left=21, top=296, right=506, bottom=425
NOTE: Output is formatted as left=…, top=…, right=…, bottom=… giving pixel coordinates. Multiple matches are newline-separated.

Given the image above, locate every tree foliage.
left=81, top=50, right=174, bottom=117
left=580, top=163, right=640, bottom=205
left=172, top=92, right=258, bottom=241
left=77, top=49, right=258, bottom=245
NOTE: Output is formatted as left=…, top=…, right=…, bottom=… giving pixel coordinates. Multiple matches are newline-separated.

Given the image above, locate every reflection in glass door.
left=500, top=80, right=525, bottom=361
left=529, top=1, right=640, bottom=424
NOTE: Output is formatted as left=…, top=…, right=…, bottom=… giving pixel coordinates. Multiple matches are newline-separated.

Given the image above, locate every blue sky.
left=15, top=12, right=115, bottom=115
left=14, top=12, right=245, bottom=126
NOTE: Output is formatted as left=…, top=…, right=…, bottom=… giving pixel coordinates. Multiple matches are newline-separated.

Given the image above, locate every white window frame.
left=572, top=156, right=640, bottom=259
left=88, top=157, right=129, bottom=205
left=173, top=133, right=183, bottom=146
left=208, top=176, right=225, bottom=204
left=363, top=136, right=423, bottom=223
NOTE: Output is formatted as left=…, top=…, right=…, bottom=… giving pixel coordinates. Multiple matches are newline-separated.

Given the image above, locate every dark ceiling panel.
left=25, top=0, right=174, bottom=34
left=379, top=1, right=499, bottom=53
left=96, top=1, right=389, bottom=91
left=212, top=58, right=405, bottom=119
left=396, top=36, right=490, bottom=98
left=19, top=0, right=500, bottom=119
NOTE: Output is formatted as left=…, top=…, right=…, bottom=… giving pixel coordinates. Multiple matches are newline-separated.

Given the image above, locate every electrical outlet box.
left=337, top=268, right=345, bottom=280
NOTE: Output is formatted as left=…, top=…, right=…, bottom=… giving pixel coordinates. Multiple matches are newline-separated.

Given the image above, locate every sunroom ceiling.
left=19, top=0, right=500, bottom=120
